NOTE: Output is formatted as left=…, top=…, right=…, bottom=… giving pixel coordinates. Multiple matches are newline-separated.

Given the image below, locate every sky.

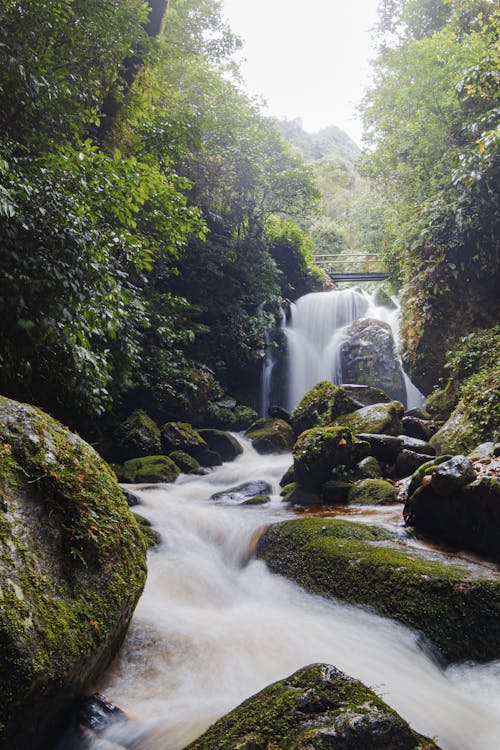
left=221, top=0, right=380, bottom=146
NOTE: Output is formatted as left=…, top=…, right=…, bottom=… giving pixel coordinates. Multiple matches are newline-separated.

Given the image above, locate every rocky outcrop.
left=0, top=396, right=147, bottom=750
left=290, top=381, right=357, bottom=436
left=244, top=418, right=295, bottom=454
left=160, top=421, right=208, bottom=458
left=334, top=401, right=403, bottom=436
left=341, top=319, right=406, bottom=403
left=114, top=409, right=161, bottom=462
left=293, top=426, right=353, bottom=489
left=186, top=663, right=438, bottom=750
left=256, top=518, right=500, bottom=662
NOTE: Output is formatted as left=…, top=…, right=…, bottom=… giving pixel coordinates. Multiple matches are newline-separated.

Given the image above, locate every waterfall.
left=80, top=441, right=500, bottom=750
left=262, top=288, right=424, bottom=412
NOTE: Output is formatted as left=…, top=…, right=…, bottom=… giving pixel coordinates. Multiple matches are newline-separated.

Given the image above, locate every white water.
left=278, top=288, right=424, bottom=411
left=90, top=441, right=500, bottom=750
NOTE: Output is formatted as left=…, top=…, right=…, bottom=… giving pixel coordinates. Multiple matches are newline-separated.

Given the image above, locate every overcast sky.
left=221, top=0, right=380, bottom=145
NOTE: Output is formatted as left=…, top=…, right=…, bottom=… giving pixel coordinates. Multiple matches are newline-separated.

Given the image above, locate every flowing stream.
left=89, top=441, right=500, bottom=750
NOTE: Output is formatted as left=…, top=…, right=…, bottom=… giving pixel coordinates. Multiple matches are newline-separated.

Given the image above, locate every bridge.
left=313, top=254, right=388, bottom=283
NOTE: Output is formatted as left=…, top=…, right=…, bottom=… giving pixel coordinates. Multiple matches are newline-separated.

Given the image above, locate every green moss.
left=160, top=421, right=207, bottom=457
left=348, top=479, right=398, bottom=505
left=244, top=418, right=294, bottom=454
left=204, top=403, right=258, bottom=431
left=280, top=482, right=322, bottom=506
left=290, top=381, right=356, bottom=435
left=114, top=409, right=161, bottom=462
left=334, top=401, right=403, bottom=436
left=293, top=426, right=353, bottom=489
left=241, top=495, right=271, bottom=506
left=256, top=518, right=500, bottom=662
left=169, top=450, right=202, bottom=474
left=122, top=455, right=180, bottom=483
left=408, top=455, right=453, bottom=496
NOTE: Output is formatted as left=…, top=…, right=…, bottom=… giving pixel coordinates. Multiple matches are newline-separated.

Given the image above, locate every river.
left=88, top=440, right=500, bottom=750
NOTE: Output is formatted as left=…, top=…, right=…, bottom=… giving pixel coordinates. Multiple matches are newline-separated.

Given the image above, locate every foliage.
left=265, top=217, right=325, bottom=300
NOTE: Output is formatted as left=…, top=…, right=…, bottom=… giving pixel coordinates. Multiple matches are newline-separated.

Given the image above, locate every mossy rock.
left=241, top=495, right=271, bottom=506
left=407, top=455, right=454, bottom=497
left=425, top=387, right=458, bottom=421
left=122, top=455, right=180, bottom=483
left=429, top=394, right=500, bottom=456
left=354, top=456, right=382, bottom=479
left=114, top=409, right=161, bottom=462
left=204, top=403, right=258, bottom=431
left=348, top=479, right=398, bottom=505
left=169, top=450, right=203, bottom=475
left=335, top=401, right=403, bottom=436
left=160, top=422, right=207, bottom=459
left=293, top=426, right=353, bottom=489
left=290, top=381, right=358, bottom=436
left=0, top=396, right=147, bottom=750
left=186, top=663, right=438, bottom=750
left=321, top=479, right=352, bottom=503
left=198, top=429, right=243, bottom=462
left=134, top=513, right=162, bottom=547
left=279, top=464, right=295, bottom=487
left=281, top=482, right=322, bottom=506
left=245, top=418, right=295, bottom=454
left=256, top=517, right=500, bottom=662
left=373, top=286, right=397, bottom=309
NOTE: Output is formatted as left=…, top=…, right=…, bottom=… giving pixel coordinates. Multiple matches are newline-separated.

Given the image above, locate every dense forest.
left=0, top=0, right=498, bottom=441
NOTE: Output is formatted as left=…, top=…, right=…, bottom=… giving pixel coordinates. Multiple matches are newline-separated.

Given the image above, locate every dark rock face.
left=398, top=435, right=435, bottom=456
left=0, top=396, right=147, bottom=750
left=396, top=450, right=434, bottom=477
left=160, top=421, right=207, bottom=459
left=169, top=450, right=204, bottom=475
left=198, top=429, right=243, bottom=462
left=293, top=426, right=353, bottom=489
left=355, top=434, right=403, bottom=463
left=114, top=409, right=161, bottom=462
left=341, top=318, right=406, bottom=404
left=340, top=383, right=391, bottom=409
left=430, top=455, right=476, bottom=496
left=186, top=663, right=438, bottom=750
left=210, top=480, right=272, bottom=504
left=401, top=415, right=439, bottom=442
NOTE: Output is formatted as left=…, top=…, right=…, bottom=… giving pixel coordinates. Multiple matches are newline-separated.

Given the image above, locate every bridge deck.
left=329, top=272, right=388, bottom=282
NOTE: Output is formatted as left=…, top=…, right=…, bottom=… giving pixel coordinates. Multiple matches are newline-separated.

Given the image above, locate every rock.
left=134, top=514, right=162, bottom=548
left=77, top=692, right=127, bottom=735
left=348, top=479, right=398, bottom=505
left=281, top=482, right=322, bottom=506
left=293, top=426, right=353, bottom=490
left=279, top=464, right=295, bottom=487
left=122, top=455, right=180, bottom=483
left=407, top=456, right=454, bottom=497
left=256, top=517, right=500, bottom=662
left=354, top=456, right=382, bottom=479
left=405, top=407, right=431, bottom=419
left=198, top=429, right=243, bottom=462
left=241, top=495, right=271, bottom=506
left=211, top=480, right=272, bottom=504
left=244, top=418, right=295, bottom=454
left=397, top=435, right=435, bottom=456
left=122, top=488, right=141, bottom=506
left=401, top=415, right=438, bottom=442
left=169, top=450, right=204, bottom=474
left=352, top=438, right=372, bottom=463
left=430, top=455, right=476, bottom=496
left=185, top=663, right=438, bottom=750
left=373, top=286, right=398, bottom=309
left=355, top=434, right=403, bottom=463
left=335, top=402, right=403, bottom=436
left=0, top=396, right=147, bottom=750
left=340, top=383, right=391, bottom=408
left=268, top=404, right=292, bottom=423
left=204, top=403, right=257, bottom=431
left=321, top=480, right=352, bottom=504
left=404, top=476, right=500, bottom=560
left=429, top=398, right=496, bottom=456
left=340, top=319, right=406, bottom=403
left=198, top=449, right=223, bottom=467
left=290, top=381, right=358, bottom=436
left=396, top=450, right=434, bottom=478
left=160, top=422, right=207, bottom=459
left=470, top=442, right=496, bottom=458
left=114, top=409, right=161, bottom=462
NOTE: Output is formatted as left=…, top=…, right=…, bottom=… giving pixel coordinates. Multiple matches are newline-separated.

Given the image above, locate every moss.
left=290, top=381, right=357, bottom=436
left=256, top=518, right=500, bottom=662
left=373, top=286, right=397, bottom=309
left=244, top=418, right=295, bottom=454
left=280, top=482, right=322, bottom=506
left=160, top=421, right=207, bottom=458
left=186, top=663, right=436, bottom=750
left=204, top=403, right=257, bottom=431
left=334, top=401, right=403, bottom=436
left=0, top=396, right=147, bottom=749
left=407, top=455, right=453, bottom=497
left=134, top=514, right=161, bottom=547
left=293, top=426, right=353, bottom=489
left=121, top=455, right=180, bottom=484
left=241, top=495, right=271, bottom=506
left=279, top=464, right=295, bottom=487
left=348, top=479, right=398, bottom=505
left=169, top=450, right=202, bottom=474
left=113, top=409, right=161, bottom=462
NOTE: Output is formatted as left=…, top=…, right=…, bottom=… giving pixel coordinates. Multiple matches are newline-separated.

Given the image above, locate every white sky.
left=221, top=0, right=380, bottom=145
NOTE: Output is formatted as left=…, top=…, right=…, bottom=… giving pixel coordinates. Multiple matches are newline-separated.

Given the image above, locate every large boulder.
left=0, top=396, right=147, bottom=750
left=339, top=383, right=391, bottom=409
left=290, top=381, right=358, bottom=436
left=198, top=429, right=243, bottom=462
left=347, top=479, right=398, bottom=505
left=113, top=409, right=161, bottom=462
left=293, top=426, right=353, bottom=489
left=257, top=518, right=500, bottom=662
left=186, top=663, right=438, bottom=750
left=335, top=402, right=403, bottom=436
left=211, top=480, right=272, bottom=504
left=340, top=318, right=406, bottom=403
left=203, top=402, right=257, bottom=431
left=244, top=418, right=295, bottom=454
left=160, top=421, right=207, bottom=459
left=121, top=455, right=181, bottom=484
left=430, top=398, right=500, bottom=455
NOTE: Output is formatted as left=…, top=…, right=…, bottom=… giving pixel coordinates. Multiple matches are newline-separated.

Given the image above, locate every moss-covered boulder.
left=341, top=383, right=391, bottom=408
left=335, top=402, right=403, bottom=436
left=321, top=479, right=352, bottom=504
left=293, top=426, right=353, bottom=489
left=348, top=479, right=398, bottom=505
left=279, top=464, right=295, bottom=487
left=281, top=482, right=322, bottom=506
left=430, top=389, right=500, bottom=455
left=122, top=455, right=180, bottom=484
left=244, top=418, right=295, bottom=454
left=114, top=409, right=161, bottom=462
left=256, top=518, right=500, bottom=662
left=186, top=663, right=438, bottom=750
left=290, top=381, right=357, bottom=436
left=198, top=429, right=243, bottom=462
left=241, top=495, right=271, bottom=506
left=169, top=450, right=203, bottom=475
left=204, top=403, right=258, bottom=431
left=373, top=286, right=397, bottom=309
left=354, top=456, right=382, bottom=479
left=0, top=396, right=147, bottom=750
left=160, top=421, right=207, bottom=459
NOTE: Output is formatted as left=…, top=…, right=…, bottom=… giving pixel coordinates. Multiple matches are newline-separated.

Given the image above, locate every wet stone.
left=398, top=435, right=435, bottom=456
left=211, top=480, right=272, bottom=504
left=430, top=455, right=476, bottom=496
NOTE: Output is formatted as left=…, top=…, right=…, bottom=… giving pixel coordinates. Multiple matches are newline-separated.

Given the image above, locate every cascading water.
left=78, top=441, right=500, bottom=750
left=261, top=288, right=424, bottom=413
